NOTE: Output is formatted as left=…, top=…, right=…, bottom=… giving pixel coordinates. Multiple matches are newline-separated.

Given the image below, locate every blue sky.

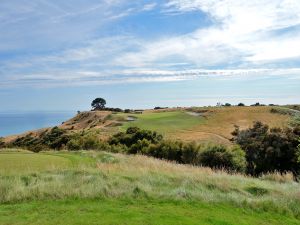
left=0, top=0, right=300, bottom=111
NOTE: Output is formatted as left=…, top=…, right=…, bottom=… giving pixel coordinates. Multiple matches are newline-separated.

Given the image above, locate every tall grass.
left=0, top=151, right=300, bottom=218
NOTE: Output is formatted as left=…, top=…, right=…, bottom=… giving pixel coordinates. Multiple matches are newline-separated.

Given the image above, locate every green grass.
left=121, top=111, right=204, bottom=135
left=0, top=152, right=71, bottom=175
left=0, top=198, right=299, bottom=225
left=0, top=150, right=300, bottom=224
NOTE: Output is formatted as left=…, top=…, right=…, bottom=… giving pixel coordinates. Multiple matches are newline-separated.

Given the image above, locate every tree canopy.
left=91, top=98, right=106, bottom=110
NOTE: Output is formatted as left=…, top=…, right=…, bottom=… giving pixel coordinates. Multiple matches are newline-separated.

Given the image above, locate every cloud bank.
left=0, top=0, right=300, bottom=87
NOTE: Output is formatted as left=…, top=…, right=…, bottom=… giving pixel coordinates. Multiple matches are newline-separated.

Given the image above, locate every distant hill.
left=4, top=105, right=295, bottom=145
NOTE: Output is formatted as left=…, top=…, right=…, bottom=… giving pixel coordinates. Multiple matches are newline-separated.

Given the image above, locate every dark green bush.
left=129, top=139, right=151, bottom=154
left=109, top=127, right=163, bottom=148
left=41, top=127, right=69, bottom=149
left=233, top=121, right=300, bottom=176
left=145, top=140, right=184, bottom=162
left=198, top=145, right=246, bottom=172
left=66, top=139, right=81, bottom=151
left=28, top=143, right=49, bottom=153
left=181, top=142, right=201, bottom=164
left=0, top=137, right=5, bottom=148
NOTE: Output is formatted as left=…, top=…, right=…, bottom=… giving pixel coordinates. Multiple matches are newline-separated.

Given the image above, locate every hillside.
left=4, top=106, right=291, bottom=145
left=121, top=106, right=290, bottom=145
left=0, top=150, right=299, bottom=224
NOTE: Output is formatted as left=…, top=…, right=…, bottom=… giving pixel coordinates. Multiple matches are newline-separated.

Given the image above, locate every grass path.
left=0, top=198, right=299, bottom=225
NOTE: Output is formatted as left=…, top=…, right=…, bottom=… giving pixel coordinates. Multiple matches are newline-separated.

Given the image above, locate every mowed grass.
left=121, top=111, right=205, bottom=135
left=0, top=150, right=300, bottom=225
left=0, top=152, right=71, bottom=175
left=0, top=198, right=299, bottom=225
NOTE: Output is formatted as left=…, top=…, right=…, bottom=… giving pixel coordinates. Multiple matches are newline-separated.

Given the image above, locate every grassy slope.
left=0, top=150, right=299, bottom=224
left=120, top=107, right=289, bottom=145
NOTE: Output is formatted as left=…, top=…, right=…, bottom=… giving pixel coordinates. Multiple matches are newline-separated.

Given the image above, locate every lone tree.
left=91, top=98, right=106, bottom=110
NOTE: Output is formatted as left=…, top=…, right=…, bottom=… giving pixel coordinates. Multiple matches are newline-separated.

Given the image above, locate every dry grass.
left=172, top=106, right=289, bottom=145
left=260, top=172, right=295, bottom=183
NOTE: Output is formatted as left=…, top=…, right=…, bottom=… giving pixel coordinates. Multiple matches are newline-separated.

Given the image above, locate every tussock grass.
left=260, top=172, right=295, bottom=183
left=0, top=150, right=299, bottom=218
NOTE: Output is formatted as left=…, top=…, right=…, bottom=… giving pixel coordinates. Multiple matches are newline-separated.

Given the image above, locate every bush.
left=41, top=127, right=69, bottom=149
left=0, top=137, right=5, bottom=148
left=198, top=145, right=246, bottom=172
left=66, top=139, right=81, bottom=151
left=129, top=139, right=151, bottom=154
left=232, top=121, right=300, bottom=176
left=181, top=142, right=200, bottom=164
left=145, top=140, right=184, bottom=162
left=28, top=143, right=49, bottom=153
left=109, top=127, right=163, bottom=148
left=12, top=135, right=40, bottom=149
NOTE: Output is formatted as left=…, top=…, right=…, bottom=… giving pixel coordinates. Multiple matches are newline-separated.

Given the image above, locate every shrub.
left=12, top=135, right=40, bottom=149
left=232, top=121, right=300, bottom=176
left=198, top=145, right=246, bottom=172
left=109, top=127, right=163, bottom=148
left=290, top=115, right=300, bottom=127
left=41, top=127, right=69, bottom=149
left=181, top=142, right=201, bottom=164
left=0, top=137, right=5, bottom=148
left=66, top=139, right=81, bottom=151
left=109, top=144, right=128, bottom=153
left=129, top=139, right=151, bottom=154
left=81, top=135, right=101, bottom=150
left=28, top=143, right=49, bottom=153
left=145, top=140, right=184, bottom=162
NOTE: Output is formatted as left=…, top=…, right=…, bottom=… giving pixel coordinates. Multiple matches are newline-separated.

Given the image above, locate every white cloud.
left=1, top=0, right=300, bottom=87
left=112, top=0, right=300, bottom=69
left=2, top=68, right=300, bottom=88
left=161, top=0, right=300, bottom=64
left=142, top=3, right=157, bottom=11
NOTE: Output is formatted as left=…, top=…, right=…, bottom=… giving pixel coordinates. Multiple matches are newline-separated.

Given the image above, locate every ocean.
left=0, top=111, right=75, bottom=137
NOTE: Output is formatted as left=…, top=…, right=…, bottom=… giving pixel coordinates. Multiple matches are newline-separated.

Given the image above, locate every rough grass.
left=0, top=150, right=299, bottom=223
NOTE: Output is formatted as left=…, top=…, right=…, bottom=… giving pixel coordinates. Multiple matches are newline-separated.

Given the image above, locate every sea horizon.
left=0, top=111, right=76, bottom=137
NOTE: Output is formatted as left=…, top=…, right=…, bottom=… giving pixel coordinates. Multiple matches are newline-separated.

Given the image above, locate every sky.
left=0, top=0, right=300, bottom=111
